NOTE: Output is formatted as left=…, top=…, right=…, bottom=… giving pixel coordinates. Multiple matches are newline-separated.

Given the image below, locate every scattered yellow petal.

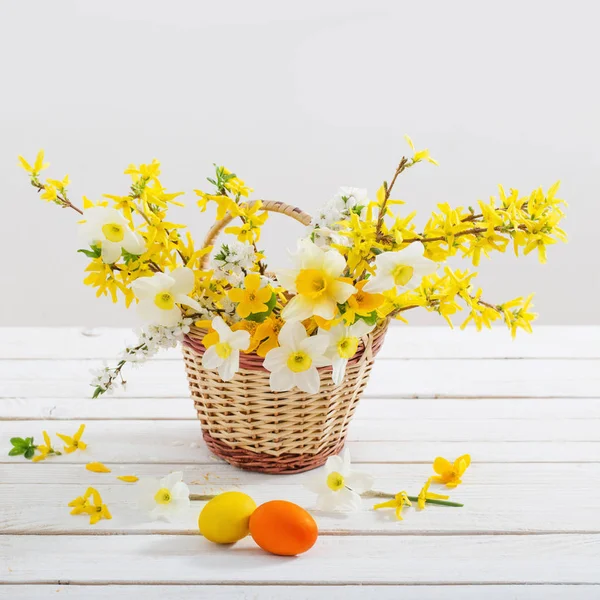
left=86, top=462, right=111, bottom=473
left=117, top=475, right=139, bottom=482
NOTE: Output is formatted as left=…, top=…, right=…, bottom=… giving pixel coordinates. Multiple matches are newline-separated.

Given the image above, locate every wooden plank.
left=3, top=585, right=599, bottom=599
left=1, top=464, right=599, bottom=535
left=1, top=358, right=599, bottom=399
left=3, top=326, right=599, bottom=359
left=2, top=415, right=598, bottom=445
left=2, top=420, right=599, bottom=464
left=3, top=534, right=600, bottom=584
left=3, top=397, right=600, bottom=422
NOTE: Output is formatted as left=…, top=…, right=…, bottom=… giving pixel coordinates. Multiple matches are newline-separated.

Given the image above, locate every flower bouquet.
left=19, top=137, right=566, bottom=472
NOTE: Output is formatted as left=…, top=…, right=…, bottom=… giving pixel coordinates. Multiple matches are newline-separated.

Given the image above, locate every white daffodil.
left=202, top=316, right=250, bottom=381
left=136, top=471, right=191, bottom=521
left=323, top=320, right=375, bottom=385
left=131, top=267, right=203, bottom=327
left=79, top=206, right=145, bottom=264
left=304, top=449, right=373, bottom=512
left=275, top=239, right=356, bottom=322
left=363, top=245, right=437, bottom=293
left=263, top=321, right=330, bottom=394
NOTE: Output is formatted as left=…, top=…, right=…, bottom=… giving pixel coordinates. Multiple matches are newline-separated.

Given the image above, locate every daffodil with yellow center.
left=137, top=471, right=191, bottom=521
left=131, top=267, right=203, bottom=327
left=78, top=206, right=145, bottom=264
left=275, top=240, right=356, bottom=322
left=263, top=321, right=330, bottom=394
left=56, top=424, right=87, bottom=454
left=202, top=316, right=250, bottom=381
left=228, top=273, right=273, bottom=318
left=431, top=454, right=471, bottom=488
left=363, top=245, right=438, bottom=294
left=373, top=491, right=412, bottom=521
left=322, top=321, right=375, bottom=385
left=304, top=449, right=373, bottom=512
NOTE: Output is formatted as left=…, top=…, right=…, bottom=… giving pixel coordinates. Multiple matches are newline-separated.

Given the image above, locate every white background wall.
left=1, top=0, right=598, bottom=327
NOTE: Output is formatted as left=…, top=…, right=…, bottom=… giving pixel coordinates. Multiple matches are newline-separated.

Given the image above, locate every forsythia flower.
left=225, top=202, right=268, bottom=243
left=263, top=321, right=330, bottom=394
left=304, top=449, right=373, bottom=512
left=227, top=273, right=273, bottom=318
left=342, top=280, right=385, bottom=324
left=417, top=478, right=449, bottom=510
left=202, top=316, right=250, bottom=381
left=18, top=149, right=49, bottom=174
left=57, top=424, right=87, bottom=454
left=275, top=240, right=356, bottom=321
left=405, top=135, right=438, bottom=166
left=68, top=487, right=112, bottom=524
left=222, top=167, right=253, bottom=197
left=131, top=268, right=203, bottom=326
left=254, top=315, right=284, bottom=357
left=32, top=431, right=59, bottom=462
left=373, top=491, right=412, bottom=520
left=431, top=454, right=471, bottom=487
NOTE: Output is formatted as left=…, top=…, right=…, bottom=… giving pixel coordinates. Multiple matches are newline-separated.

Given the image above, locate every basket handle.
left=200, top=200, right=313, bottom=269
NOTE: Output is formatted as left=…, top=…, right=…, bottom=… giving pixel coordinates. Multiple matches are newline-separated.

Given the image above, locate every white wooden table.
left=1, top=326, right=599, bottom=599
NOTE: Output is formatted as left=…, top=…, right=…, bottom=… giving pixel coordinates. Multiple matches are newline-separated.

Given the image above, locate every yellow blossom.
left=84, top=487, right=112, bottom=525
left=40, top=183, right=58, bottom=202
left=405, top=135, right=438, bottom=165
left=227, top=273, right=273, bottom=318
left=417, top=478, right=449, bottom=510
left=117, top=475, right=139, bottom=482
left=231, top=320, right=261, bottom=353
left=342, top=280, right=385, bottom=324
left=431, top=454, right=471, bottom=488
left=222, top=167, right=253, bottom=197
left=86, top=462, right=111, bottom=473
left=68, top=495, right=91, bottom=516
left=225, top=201, right=269, bottom=243
left=18, top=149, right=49, bottom=174
left=254, top=315, right=284, bottom=357
left=373, top=491, right=412, bottom=520
left=56, top=424, right=87, bottom=454
left=32, top=431, right=59, bottom=462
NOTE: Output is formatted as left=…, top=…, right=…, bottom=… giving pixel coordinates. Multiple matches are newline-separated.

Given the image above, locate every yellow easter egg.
left=199, top=491, right=257, bottom=544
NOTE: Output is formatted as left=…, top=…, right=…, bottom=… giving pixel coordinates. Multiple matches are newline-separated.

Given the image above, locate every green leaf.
left=122, top=249, right=141, bottom=264
left=24, top=447, right=35, bottom=460
left=245, top=292, right=277, bottom=323
left=77, top=245, right=102, bottom=259
left=357, top=310, right=379, bottom=326
left=8, top=447, right=24, bottom=456
left=10, top=437, right=26, bottom=448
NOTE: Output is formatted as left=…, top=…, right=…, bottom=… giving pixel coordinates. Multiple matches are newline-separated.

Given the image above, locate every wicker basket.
left=182, top=200, right=389, bottom=474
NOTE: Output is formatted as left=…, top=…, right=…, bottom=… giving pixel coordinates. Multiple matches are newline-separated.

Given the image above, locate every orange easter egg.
left=249, top=500, right=318, bottom=556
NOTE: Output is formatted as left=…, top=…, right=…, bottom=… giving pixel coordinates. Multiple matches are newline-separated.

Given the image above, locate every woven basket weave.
left=182, top=200, right=389, bottom=474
